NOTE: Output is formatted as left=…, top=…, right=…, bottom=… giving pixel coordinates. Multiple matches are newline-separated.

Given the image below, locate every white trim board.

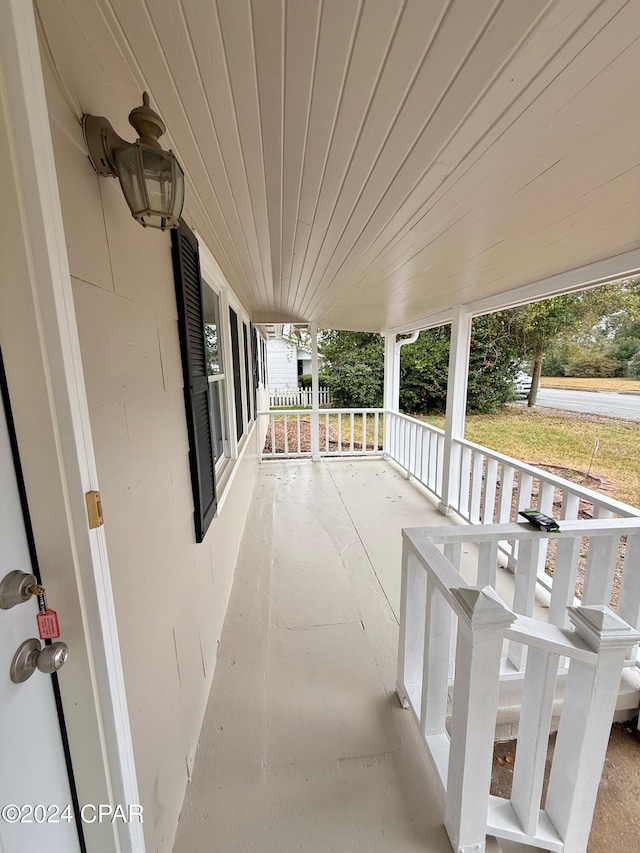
left=0, top=3, right=144, bottom=851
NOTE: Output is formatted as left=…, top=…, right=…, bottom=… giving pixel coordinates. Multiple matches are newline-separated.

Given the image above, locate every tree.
left=320, top=331, right=384, bottom=407
left=320, top=316, right=521, bottom=415
left=503, top=295, right=581, bottom=406
left=503, top=278, right=640, bottom=405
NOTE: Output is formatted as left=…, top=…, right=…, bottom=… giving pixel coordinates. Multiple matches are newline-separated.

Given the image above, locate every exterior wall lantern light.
left=82, top=92, right=185, bottom=230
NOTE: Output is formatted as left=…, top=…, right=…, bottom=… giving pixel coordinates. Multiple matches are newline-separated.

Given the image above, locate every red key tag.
left=37, top=608, right=60, bottom=640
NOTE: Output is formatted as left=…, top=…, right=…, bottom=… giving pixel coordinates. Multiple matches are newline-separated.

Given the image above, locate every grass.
left=419, top=407, right=640, bottom=508
left=540, top=376, right=640, bottom=392
left=322, top=412, right=384, bottom=447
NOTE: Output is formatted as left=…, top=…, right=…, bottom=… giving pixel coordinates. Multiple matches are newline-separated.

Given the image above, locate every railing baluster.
left=483, top=457, right=499, bottom=524
left=436, top=434, right=444, bottom=497
left=548, top=535, right=582, bottom=629
left=498, top=463, right=515, bottom=523
left=350, top=412, right=355, bottom=453
left=511, top=647, right=560, bottom=836
left=459, top=446, right=472, bottom=519
left=469, top=451, right=484, bottom=524
left=618, top=532, right=640, bottom=631
left=421, top=579, right=452, bottom=739
left=270, top=414, right=275, bottom=454
left=396, top=549, right=428, bottom=710
left=508, top=538, right=541, bottom=671
left=582, top=532, right=620, bottom=606
left=536, top=481, right=555, bottom=580
left=477, top=540, right=498, bottom=589
left=362, top=412, right=367, bottom=453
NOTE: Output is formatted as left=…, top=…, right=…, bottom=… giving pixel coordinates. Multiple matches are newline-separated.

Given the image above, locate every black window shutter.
left=242, top=323, right=251, bottom=422
left=251, top=324, right=258, bottom=414
left=171, top=220, right=217, bottom=543
left=229, top=307, right=244, bottom=440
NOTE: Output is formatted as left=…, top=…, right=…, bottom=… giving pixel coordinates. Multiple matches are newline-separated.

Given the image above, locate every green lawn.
left=419, top=407, right=640, bottom=508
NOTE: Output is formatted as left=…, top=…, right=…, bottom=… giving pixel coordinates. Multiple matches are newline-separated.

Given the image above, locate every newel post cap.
left=568, top=605, right=640, bottom=651
left=451, top=585, right=516, bottom=631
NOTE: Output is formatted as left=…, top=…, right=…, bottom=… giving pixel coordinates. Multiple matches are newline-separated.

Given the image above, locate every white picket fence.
left=268, top=386, right=332, bottom=408
left=398, top=521, right=640, bottom=852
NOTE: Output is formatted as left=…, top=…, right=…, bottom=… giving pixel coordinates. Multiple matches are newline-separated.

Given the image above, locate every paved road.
left=534, top=387, right=640, bottom=421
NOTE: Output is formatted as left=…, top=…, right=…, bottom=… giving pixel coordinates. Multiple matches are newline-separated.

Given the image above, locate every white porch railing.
left=398, top=523, right=640, bottom=853
left=268, top=386, right=332, bottom=407
left=385, top=410, right=446, bottom=495
left=258, top=407, right=640, bottom=660
left=257, top=409, right=384, bottom=458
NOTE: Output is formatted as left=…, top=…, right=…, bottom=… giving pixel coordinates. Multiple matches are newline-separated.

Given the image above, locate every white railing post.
left=310, top=322, right=320, bottom=461
left=439, top=305, right=472, bottom=516
left=445, top=586, right=515, bottom=853
left=545, top=606, right=640, bottom=852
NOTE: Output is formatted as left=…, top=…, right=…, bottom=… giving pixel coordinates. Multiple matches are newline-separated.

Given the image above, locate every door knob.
left=0, top=570, right=41, bottom=610
left=10, top=638, right=69, bottom=683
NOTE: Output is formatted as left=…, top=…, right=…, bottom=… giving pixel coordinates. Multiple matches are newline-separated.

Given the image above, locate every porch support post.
left=383, top=332, right=397, bottom=454
left=383, top=331, right=418, bottom=454
left=439, top=305, right=472, bottom=516
left=310, top=322, right=320, bottom=461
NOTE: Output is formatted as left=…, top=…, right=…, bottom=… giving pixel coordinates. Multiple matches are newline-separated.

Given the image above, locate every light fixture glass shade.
left=115, top=142, right=185, bottom=230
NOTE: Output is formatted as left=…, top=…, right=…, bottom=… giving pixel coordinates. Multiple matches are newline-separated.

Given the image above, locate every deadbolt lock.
left=10, top=638, right=69, bottom=683
left=0, top=570, right=40, bottom=610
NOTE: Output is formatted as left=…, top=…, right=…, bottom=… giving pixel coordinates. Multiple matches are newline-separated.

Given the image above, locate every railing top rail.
left=506, top=614, right=597, bottom=664
left=384, top=409, right=446, bottom=435
left=404, top=519, right=640, bottom=552
left=454, top=435, right=640, bottom=517
left=258, top=408, right=385, bottom=416
left=405, top=534, right=601, bottom=660
left=405, top=535, right=472, bottom=612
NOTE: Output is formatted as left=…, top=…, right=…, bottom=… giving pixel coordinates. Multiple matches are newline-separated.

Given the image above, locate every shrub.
left=564, top=351, right=620, bottom=377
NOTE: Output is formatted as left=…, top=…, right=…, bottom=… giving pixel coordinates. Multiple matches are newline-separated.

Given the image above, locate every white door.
left=0, top=385, right=81, bottom=852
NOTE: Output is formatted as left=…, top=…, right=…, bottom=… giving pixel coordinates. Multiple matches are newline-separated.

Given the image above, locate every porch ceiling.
left=37, top=0, right=640, bottom=331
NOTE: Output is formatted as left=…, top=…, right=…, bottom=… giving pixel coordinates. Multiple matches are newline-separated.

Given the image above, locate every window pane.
left=208, top=381, right=225, bottom=464
left=202, top=287, right=222, bottom=376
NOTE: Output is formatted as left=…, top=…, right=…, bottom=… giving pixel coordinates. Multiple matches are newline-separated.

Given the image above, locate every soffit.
left=36, top=0, right=640, bottom=331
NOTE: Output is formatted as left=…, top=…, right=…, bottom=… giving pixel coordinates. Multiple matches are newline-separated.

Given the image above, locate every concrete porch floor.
left=172, top=458, right=537, bottom=853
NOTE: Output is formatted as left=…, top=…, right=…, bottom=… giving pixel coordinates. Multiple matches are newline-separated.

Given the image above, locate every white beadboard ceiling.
left=37, top=0, right=640, bottom=331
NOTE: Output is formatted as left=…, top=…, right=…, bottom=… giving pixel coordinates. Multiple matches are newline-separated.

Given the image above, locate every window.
left=202, top=286, right=228, bottom=468
left=172, top=220, right=262, bottom=538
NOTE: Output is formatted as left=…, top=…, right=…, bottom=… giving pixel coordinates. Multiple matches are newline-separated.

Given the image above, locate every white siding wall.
left=267, top=338, right=298, bottom=389
left=41, top=53, right=259, bottom=853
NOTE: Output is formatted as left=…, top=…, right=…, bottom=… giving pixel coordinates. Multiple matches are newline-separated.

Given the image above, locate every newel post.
left=445, top=586, right=515, bottom=853
left=545, top=606, right=640, bottom=852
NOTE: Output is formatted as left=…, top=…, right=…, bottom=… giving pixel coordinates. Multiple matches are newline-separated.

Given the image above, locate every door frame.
left=0, top=3, right=144, bottom=852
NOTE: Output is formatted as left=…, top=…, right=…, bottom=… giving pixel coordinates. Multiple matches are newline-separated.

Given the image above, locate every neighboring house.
left=1, top=4, right=639, bottom=853
left=266, top=326, right=320, bottom=389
